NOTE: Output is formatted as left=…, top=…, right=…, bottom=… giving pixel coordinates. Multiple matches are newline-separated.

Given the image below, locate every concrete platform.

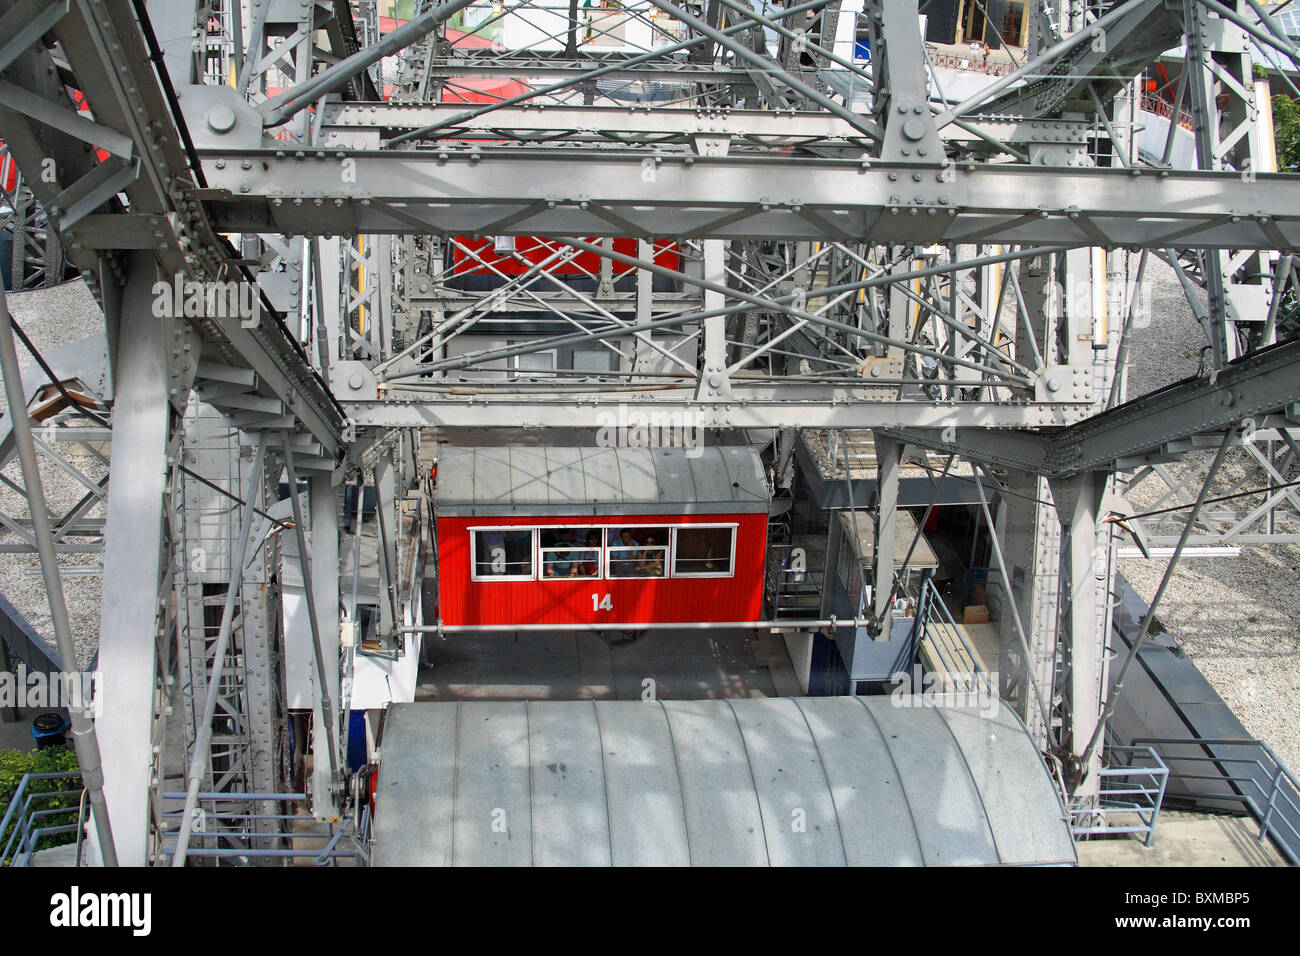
left=418, top=627, right=802, bottom=701
left=1077, top=811, right=1287, bottom=867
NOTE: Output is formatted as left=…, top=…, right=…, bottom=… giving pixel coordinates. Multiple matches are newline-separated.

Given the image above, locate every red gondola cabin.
left=434, top=445, right=770, bottom=629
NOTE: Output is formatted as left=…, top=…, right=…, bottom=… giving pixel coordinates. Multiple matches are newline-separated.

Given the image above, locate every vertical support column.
left=96, top=255, right=174, bottom=865
left=994, top=470, right=1061, bottom=747
left=374, top=448, right=399, bottom=636
left=240, top=446, right=284, bottom=839
left=872, top=435, right=901, bottom=633
left=696, top=240, right=732, bottom=401
left=308, top=473, right=340, bottom=821
left=1050, top=471, right=1108, bottom=795
left=633, top=239, right=654, bottom=375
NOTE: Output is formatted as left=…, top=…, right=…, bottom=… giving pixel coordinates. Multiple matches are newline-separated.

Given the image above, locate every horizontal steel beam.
left=883, top=338, right=1300, bottom=476
left=199, top=150, right=1300, bottom=248
left=319, top=103, right=1086, bottom=148
left=1058, top=338, right=1300, bottom=474
left=344, top=396, right=1096, bottom=429
left=403, top=61, right=756, bottom=82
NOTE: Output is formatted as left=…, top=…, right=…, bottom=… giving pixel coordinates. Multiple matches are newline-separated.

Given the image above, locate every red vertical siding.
left=437, top=512, right=767, bottom=627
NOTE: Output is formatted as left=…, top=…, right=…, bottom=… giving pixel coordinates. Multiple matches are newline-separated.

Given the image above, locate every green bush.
left=1274, top=94, right=1300, bottom=171
left=0, top=746, right=81, bottom=864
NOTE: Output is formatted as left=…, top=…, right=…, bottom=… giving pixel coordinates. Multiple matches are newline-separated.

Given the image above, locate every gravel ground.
left=1116, top=255, right=1300, bottom=769
left=0, top=280, right=106, bottom=670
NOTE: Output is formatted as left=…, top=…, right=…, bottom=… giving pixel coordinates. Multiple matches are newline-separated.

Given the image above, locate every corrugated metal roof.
left=434, top=445, right=770, bottom=515
left=373, top=697, right=1076, bottom=866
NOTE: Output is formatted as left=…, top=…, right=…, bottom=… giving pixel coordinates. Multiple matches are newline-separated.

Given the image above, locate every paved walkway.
left=1078, top=810, right=1287, bottom=866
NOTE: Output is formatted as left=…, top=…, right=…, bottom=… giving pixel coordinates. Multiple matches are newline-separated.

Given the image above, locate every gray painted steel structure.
left=0, top=0, right=1294, bottom=863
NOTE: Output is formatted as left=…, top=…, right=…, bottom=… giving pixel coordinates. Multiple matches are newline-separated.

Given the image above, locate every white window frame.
left=466, top=521, right=742, bottom=583
left=539, top=527, right=604, bottom=581
left=469, top=526, right=537, bottom=581
left=669, top=524, right=738, bottom=579
left=604, top=525, right=672, bottom=580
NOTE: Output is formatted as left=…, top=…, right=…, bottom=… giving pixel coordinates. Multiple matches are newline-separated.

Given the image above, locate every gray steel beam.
left=345, top=396, right=1096, bottom=429
left=1049, top=471, right=1108, bottom=794
left=95, top=257, right=175, bottom=866
left=318, top=103, right=1082, bottom=148
left=882, top=338, right=1300, bottom=475
left=200, top=152, right=1300, bottom=249
left=0, top=0, right=345, bottom=456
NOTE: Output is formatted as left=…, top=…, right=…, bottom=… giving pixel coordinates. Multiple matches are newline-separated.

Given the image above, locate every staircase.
left=765, top=524, right=825, bottom=621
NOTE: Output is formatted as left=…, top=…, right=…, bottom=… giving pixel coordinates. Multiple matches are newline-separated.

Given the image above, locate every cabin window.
left=541, top=526, right=603, bottom=579
left=672, top=526, right=735, bottom=576
left=471, top=528, right=535, bottom=580
left=469, top=523, right=741, bottom=581
left=572, top=347, right=616, bottom=372
left=512, top=350, right=556, bottom=378
left=606, top=526, right=669, bottom=578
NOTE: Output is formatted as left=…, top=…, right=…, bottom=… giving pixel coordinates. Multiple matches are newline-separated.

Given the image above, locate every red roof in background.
left=443, top=27, right=496, bottom=49
left=379, top=17, right=496, bottom=49
left=441, top=74, right=531, bottom=103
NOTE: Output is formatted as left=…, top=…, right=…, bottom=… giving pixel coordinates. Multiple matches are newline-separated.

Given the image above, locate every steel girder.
left=0, top=0, right=345, bottom=457
left=197, top=151, right=1300, bottom=250
left=881, top=338, right=1300, bottom=475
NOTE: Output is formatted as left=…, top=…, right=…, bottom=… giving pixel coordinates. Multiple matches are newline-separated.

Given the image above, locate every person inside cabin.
left=576, top=530, right=602, bottom=577
left=610, top=528, right=640, bottom=576
left=638, top=531, right=665, bottom=577
left=545, top=528, right=577, bottom=577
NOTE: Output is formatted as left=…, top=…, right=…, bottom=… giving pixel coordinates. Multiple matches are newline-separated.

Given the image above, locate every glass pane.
left=572, top=348, right=614, bottom=372
left=674, top=526, right=733, bottom=574
left=541, top=527, right=602, bottom=579
left=474, top=529, right=533, bottom=577
left=515, top=351, right=555, bottom=377
left=606, top=526, right=668, bottom=577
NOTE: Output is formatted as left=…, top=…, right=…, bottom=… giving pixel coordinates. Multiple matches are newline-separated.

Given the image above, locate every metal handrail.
left=1070, top=745, right=1169, bottom=846
left=765, top=543, right=824, bottom=619
left=913, top=576, right=995, bottom=699
left=1, top=772, right=86, bottom=866
left=1131, top=736, right=1300, bottom=865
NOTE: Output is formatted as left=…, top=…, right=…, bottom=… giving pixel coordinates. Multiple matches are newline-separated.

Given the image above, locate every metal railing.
left=1140, top=92, right=1195, bottom=131
left=158, top=791, right=370, bottom=866
left=765, top=543, right=824, bottom=620
left=928, top=49, right=1017, bottom=76
left=1, top=771, right=86, bottom=867
left=1070, top=745, right=1169, bottom=846
left=1131, top=737, right=1300, bottom=865
left=913, top=575, right=995, bottom=698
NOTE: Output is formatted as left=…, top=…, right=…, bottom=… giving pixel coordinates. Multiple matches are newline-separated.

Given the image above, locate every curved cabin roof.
left=373, top=697, right=1077, bottom=866
left=434, top=445, right=770, bottom=516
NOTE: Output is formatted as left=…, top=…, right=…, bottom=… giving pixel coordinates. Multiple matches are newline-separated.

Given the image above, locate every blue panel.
left=347, top=710, right=367, bottom=772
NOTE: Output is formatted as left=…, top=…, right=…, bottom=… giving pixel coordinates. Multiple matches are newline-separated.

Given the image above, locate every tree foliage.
left=1274, top=94, right=1300, bottom=171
